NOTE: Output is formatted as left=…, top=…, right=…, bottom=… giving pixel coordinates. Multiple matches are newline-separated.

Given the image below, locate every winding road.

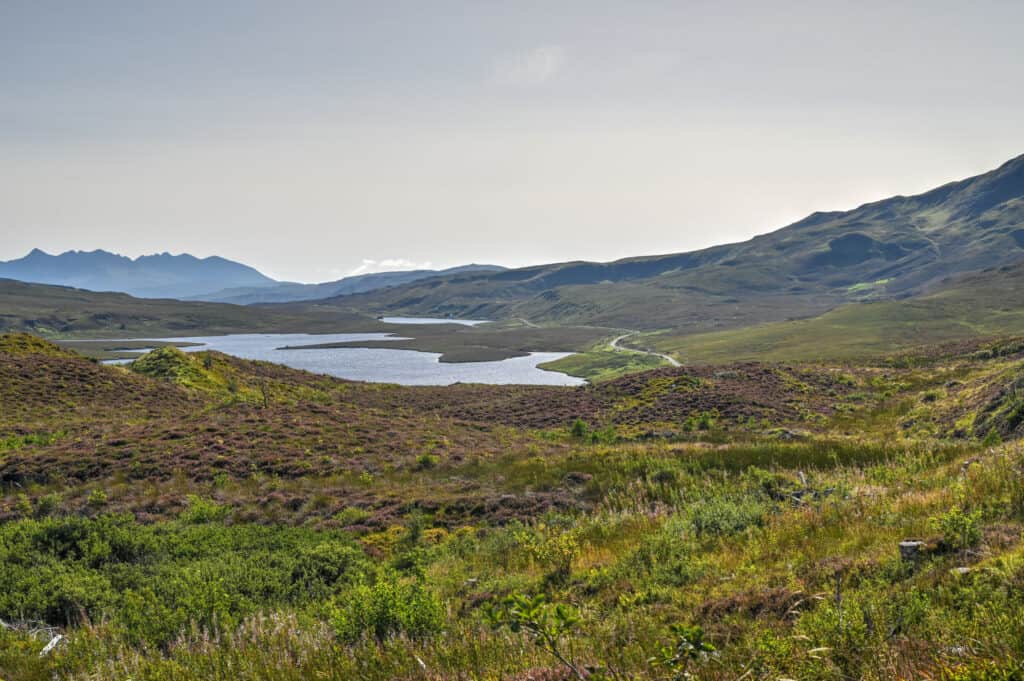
left=609, top=332, right=681, bottom=367
left=513, top=317, right=681, bottom=367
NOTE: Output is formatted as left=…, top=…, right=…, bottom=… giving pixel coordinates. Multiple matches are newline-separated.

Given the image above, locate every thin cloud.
left=348, top=258, right=435, bottom=277
left=494, top=46, right=566, bottom=86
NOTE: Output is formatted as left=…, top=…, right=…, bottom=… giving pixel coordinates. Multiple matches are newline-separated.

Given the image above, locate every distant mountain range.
left=0, top=249, right=505, bottom=302
left=0, top=249, right=276, bottom=299
left=3, top=152, right=1023, bottom=340
left=323, top=153, right=1024, bottom=331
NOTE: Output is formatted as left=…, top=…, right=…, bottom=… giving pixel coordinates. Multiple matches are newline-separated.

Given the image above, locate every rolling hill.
left=189, top=264, right=506, bottom=304
left=323, top=153, right=1024, bottom=332
left=0, top=278, right=380, bottom=338
left=644, top=260, right=1024, bottom=364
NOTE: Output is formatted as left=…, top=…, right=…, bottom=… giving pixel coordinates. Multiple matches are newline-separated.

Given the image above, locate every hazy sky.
left=3, top=1, right=1023, bottom=283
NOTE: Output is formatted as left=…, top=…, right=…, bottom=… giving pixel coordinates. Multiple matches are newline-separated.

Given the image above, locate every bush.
left=36, top=493, right=61, bottom=517
left=682, top=410, right=719, bottom=432
left=982, top=429, right=1003, bottom=447
left=329, top=575, right=444, bottom=642
left=652, top=624, right=716, bottom=676
left=514, top=523, right=581, bottom=584
left=415, top=453, right=440, bottom=470
left=932, top=506, right=983, bottom=552
left=87, top=489, right=108, bottom=509
left=689, top=496, right=768, bottom=538
left=291, top=542, right=367, bottom=599
left=743, top=466, right=797, bottom=500
left=795, top=588, right=931, bottom=679
left=0, top=515, right=367, bottom=646
left=179, top=495, right=229, bottom=524
left=623, top=517, right=704, bottom=587
left=334, top=506, right=372, bottom=526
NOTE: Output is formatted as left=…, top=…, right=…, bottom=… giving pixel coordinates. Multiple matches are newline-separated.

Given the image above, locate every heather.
left=2, top=334, right=1024, bottom=679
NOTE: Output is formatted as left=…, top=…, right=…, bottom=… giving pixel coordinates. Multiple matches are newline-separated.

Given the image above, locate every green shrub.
left=623, top=517, right=704, bottom=587
left=982, top=429, right=1003, bottom=447
left=932, top=506, right=983, bottom=552
left=329, top=575, right=443, bottom=642
left=334, top=506, right=372, bottom=526
left=485, top=593, right=583, bottom=678
left=743, top=466, right=797, bottom=500
left=688, top=496, right=768, bottom=538
left=682, top=410, right=719, bottom=432
left=795, top=588, right=931, bottom=679
left=651, top=623, right=716, bottom=677
left=36, top=492, right=61, bottom=517
left=514, top=523, right=581, bottom=584
left=415, top=453, right=440, bottom=470
left=0, top=515, right=366, bottom=646
left=179, top=495, right=229, bottom=524
left=87, top=489, right=108, bottom=508
left=590, top=424, right=618, bottom=444
left=14, top=493, right=32, bottom=517
left=291, top=542, right=367, bottom=599
left=0, top=431, right=64, bottom=451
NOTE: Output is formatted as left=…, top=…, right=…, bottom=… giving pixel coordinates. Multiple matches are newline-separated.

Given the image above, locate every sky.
left=2, top=1, right=1023, bottom=283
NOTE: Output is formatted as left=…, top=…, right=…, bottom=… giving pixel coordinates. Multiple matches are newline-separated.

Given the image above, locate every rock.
left=899, top=540, right=925, bottom=562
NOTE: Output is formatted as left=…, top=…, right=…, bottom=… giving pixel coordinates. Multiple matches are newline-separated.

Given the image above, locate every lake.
left=379, top=316, right=489, bottom=326
left=104, top=332, right=584, bottom=386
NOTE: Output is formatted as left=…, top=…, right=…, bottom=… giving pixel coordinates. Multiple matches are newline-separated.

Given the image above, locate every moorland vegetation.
left=3, top=333, right=1024, bottom=679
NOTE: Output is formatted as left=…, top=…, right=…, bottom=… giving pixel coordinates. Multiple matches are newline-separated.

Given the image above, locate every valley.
left=3, top=155, right=1024, bottom=679
left=6, top=156, right=1024, bottom=384
left=7, top=4, right=1024, bottom=678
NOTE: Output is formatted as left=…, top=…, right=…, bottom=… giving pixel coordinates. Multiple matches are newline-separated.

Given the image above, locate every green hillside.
left=322, top=154, right=1024, bottom=332
left=0, top=278, right=380, bottom=338
left=646, top=262, right=1024, bottom=364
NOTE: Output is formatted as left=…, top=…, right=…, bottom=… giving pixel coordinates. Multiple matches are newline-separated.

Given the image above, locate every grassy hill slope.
left=190, top=264, right=506, bottom=304
left=0, top=278, right=380, bottom=338
left=320, top=153, right=1024, bottom=331
left=645, top=262, right=1024, bottom=364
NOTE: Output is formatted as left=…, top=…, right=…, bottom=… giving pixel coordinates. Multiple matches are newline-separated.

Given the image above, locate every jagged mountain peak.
left=0, top=249, right=275, bottom=299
